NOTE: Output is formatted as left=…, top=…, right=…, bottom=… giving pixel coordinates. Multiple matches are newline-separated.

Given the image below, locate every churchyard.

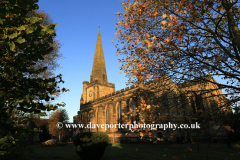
left=22, top=141, right=240, bottom=160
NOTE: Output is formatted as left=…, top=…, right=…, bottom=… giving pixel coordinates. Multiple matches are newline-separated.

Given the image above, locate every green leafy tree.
left=0, top=0, right=68, bottom=159
left=24, top=113, right=38, bottom=145
left=27, top=10, right=63, bottom=79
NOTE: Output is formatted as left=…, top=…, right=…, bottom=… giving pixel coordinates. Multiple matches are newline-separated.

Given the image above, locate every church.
left=73, top=27, right=232, bottom=143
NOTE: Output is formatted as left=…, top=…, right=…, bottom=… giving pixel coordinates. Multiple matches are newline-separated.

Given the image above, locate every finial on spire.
left=99, top=24, right=100, bottom=29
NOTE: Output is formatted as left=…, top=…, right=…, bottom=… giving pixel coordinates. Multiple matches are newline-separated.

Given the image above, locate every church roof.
left=91, top=26, right=108, bottom=83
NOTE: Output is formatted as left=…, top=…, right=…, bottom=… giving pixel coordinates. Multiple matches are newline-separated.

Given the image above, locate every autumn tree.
left=114, top=1, right=237, bottom=120
left=0, top=0, right=67, bottom=159
left=48, top=109, right=69, bottom=142
left=114, top=0, right=239, bottom=108
left=114, top=0, right=238, bottom=156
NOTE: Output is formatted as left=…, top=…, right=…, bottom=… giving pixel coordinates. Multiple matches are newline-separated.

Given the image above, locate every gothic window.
left=95, top=109, right=98, bottom=131
left=131, top=100, right=136, bottom=116
left=117, top=103, right=122, bottom=123
left=96, top=109, right=98, bottom=124
left=179, top=93, right=187, bottom=116
left=210, top=100, right=219, bottom=112
left=191, top=97, right=196, bottom=114
left=82, top=113, right=85, bottom=124
left=153, top=98, right=160, bottom=118
left=131, top=99, right=136, bottom=123
left=88, top=111, right=90, bottom=123
left=161, top=92, right=169, bottom=116
left=196, top=94, right=205, bottom=112
left=117, top=103, right=122, bottom=131
left=106, top=106, right=109, bottom=123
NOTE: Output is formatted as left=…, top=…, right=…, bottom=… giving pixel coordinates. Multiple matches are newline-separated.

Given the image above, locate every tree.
left=48, top=109, right=69, bottom=142
left=27, top=10, right=63, bottom=79
left=114, top=0, right=238, bottom=158
left=23, top=113, right=38, bottom=145
left=0, top=0, right=68, bottom=158
left=229, top=102, right=240, bottom=142
left=114, top=0, right=239, bottom=109
left=114, top=0, right=236, bottom=131
left=39, top=123, right=51, bottom=142
left=20, top=10, right=64, bottom=117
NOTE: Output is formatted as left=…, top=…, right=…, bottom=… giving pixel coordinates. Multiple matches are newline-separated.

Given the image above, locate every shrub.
left=0, top=134, right=33, bottom=160
left=39, top=124, right=51, bottom=142
left=73, top=132, right=109, bottom=160
left=41, top=139, right=57, bottom=146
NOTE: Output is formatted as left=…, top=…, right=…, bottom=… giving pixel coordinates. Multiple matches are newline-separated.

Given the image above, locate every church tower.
left=80, top=26, right=115, bottom=105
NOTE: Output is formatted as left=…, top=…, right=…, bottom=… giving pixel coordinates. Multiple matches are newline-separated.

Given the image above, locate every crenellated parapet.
left=80, top=74, right=227, bottom=113
left=83, top=80, right=115, bottom=88
left=80, top=76, right=183, bottom=112
left=79, top=84, right=138, bottom=110
left=83, top=81, right=89, bottom=84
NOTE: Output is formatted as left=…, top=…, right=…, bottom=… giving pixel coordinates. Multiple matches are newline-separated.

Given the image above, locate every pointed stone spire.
left=90, top=26, right=108, bottom=83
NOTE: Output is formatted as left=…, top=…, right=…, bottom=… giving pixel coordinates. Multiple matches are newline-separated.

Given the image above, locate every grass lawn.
left=24, top=142, right=240, bottom=160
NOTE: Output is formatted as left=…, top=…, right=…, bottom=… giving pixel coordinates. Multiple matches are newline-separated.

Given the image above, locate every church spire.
left=90, top=26, right=108, bottom=83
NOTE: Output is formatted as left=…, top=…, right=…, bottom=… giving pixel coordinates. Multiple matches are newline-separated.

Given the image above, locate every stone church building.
left=74, top=27, right=232, bottom=143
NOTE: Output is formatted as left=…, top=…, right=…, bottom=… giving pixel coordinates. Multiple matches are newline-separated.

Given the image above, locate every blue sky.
left=37, top=0, right=129, bottom=122
left=37, top=0, right=231, bottom=122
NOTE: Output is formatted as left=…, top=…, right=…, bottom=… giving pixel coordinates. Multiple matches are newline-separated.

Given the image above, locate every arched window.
left=87, top=111, right=90, bottom=123
left=106, top=106, right=109, bottom=123
left=117, top=103, right=122, bottom=131
left=95, top=109, right=98, bottom=131
left=161, top=92, right=169, bottom=116
left=96, top=109, right=98, bottom=124
left=210, top=100, right=219, bottom=112
left=131, top=100, right=136, bottom=116
left=117, top=103, right=121, bottom=122
left=191, top=97, right=196, bottom=114
left=153, top=98, right=160, bottom=120
left=131, top=99, right=136, bottom=123
left=196, top=94, right=205, bottom=112
left=179, top=93, right=187, bottom=116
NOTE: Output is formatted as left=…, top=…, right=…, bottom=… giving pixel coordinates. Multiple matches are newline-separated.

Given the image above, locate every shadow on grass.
left=23, top=142, right=240, bottom=160
left=102, top=143, right=240, bottom=160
